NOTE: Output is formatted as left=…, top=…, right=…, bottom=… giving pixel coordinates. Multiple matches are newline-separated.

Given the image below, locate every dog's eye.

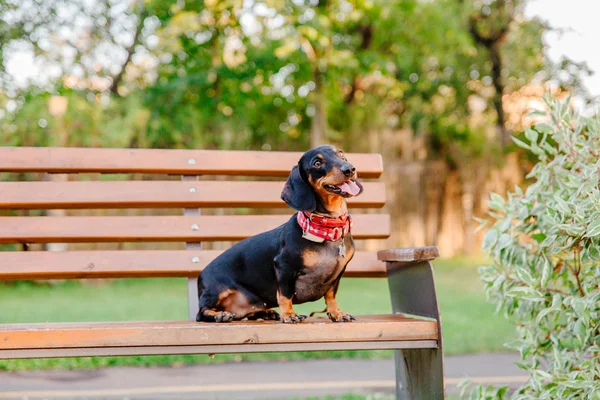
left=337, top=151, right=345, bottom=159
left=313, top=159, right=323, bottom=167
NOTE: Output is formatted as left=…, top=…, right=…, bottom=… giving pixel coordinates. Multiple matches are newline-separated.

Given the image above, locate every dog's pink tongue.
left=339, top=181, right=361, bottom=196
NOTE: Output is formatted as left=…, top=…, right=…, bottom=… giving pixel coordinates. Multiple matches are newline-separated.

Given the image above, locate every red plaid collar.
left=296, top=212, right=352, bottom=242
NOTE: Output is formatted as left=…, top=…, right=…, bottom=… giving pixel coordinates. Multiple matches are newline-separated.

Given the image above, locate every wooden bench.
left=0, top=146, right=444, bottom=399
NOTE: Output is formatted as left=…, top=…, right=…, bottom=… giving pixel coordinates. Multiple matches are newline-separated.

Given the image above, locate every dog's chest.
left=293, top=238, right=355, bottom=303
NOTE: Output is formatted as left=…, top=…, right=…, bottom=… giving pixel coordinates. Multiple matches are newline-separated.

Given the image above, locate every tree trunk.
left=489, top=42, right=510, bottom=147
left=109, top=1, right=147, bottom=97
left=467, top=3, right=512, bottom=148
left=310, top=71, right=327, bottom=148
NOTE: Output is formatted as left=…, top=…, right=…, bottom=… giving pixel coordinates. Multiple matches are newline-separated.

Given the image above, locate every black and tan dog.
left=196, top=145, right=363, bottom=323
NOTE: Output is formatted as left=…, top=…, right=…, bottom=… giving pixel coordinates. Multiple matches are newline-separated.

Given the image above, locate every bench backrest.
left=0, top=147, right=390, bottom=283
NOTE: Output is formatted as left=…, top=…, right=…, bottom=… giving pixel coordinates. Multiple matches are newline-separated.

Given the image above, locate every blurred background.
left=2, top=0, right=600, bottom=381
left=0, top=0, right=597, bottom=255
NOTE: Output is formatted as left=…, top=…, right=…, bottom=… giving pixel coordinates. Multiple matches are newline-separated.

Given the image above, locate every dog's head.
left=281, top=145, right=363, bottom=214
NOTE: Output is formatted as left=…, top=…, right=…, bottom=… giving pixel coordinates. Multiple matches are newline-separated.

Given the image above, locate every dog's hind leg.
left=196, top=276, right=236, bottom=323
left=196, top=292, right=236, bottom=322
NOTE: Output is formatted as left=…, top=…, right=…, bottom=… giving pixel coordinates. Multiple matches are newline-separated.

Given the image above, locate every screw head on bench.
left=192, top=257, right=199, bottom=263
left=189, top=187, right=196, bottom=193
left=188, top=158, right=196, bottom=165
left=191, top=224, right=199, bottom=231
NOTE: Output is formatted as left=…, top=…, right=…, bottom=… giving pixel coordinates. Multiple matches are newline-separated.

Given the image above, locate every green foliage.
left=466, top=95, right=600, bottom=399
left=0, top=91, right=148, bottom=147
left=0, top=0, right=586, bottom=155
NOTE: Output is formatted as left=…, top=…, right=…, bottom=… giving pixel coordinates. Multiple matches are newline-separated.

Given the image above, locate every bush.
left=464, top=94, right=600, bottom=399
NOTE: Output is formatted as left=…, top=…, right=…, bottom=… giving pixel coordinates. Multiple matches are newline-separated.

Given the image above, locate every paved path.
left=0, top=353, right=525, bottom=399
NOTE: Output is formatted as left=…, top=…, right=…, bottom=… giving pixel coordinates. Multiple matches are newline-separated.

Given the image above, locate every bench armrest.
left=378, top=245, right=445, bottom=398
left=377, top=246, right=439, bottom=263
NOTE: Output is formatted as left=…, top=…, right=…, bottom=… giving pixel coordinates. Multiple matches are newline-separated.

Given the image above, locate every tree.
left=1, top=0, right=587, bottom=155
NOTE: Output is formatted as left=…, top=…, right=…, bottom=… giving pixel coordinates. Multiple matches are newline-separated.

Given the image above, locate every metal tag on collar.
left=338, top=241, right=346, bottom=257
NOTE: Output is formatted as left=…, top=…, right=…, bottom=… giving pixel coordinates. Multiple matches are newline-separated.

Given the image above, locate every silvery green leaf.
left=541, top=258, right=552, bottom=288
left=528, top=110, right=547, bottom=118
left=565, top=91, right=573, bottom=109
left=563, top=377, right=590, bottom=389
left=506, top=286, right=544, bottom=301
left=474, top=218, right=489, bottom=233
left=536, top=307, right=557, bottom=324
left=503, top=338, right=524, bottom=351
left=482, top=228, right=499, bottom=251
left=496, top=233, right=512, bottom=250
left=498, top=219, right=511, bottom=232
left=542, top=235, right=557, bottom=247
left=535, top=123, right=553, bottom=134
left=513, top=136, right=531, bottom=150
left=550, top=295, right=561, bottom=310
left=558, top=223, right=585, bottom=236
left=554, top=196, right=571, bottom=215
left=491, top=275, right=506, bottom=292
left=516, top=265, right=534, bottom=286
left=533, top=369, right=553, bottom=380
left=525, top=127, right=539, bottom=143
left=489, top=192, right=506, bottom=211
left=570, top=298, right=587, bottom=319
left=514, top=184, right=523, bottom=196
left=542, top=141, right=558, bottom=155
left=546, top=208, right=560, bottom=224
left=586, top=244, right=600, bottom=260
left=530, top=143, right=546, bottom=156
left=585, top=220, right=600, bottom=237
left=490, top=192, right=505, bottom=206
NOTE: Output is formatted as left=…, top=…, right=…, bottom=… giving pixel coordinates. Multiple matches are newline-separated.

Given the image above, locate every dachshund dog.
left=196, top=145, right=363, bottom=323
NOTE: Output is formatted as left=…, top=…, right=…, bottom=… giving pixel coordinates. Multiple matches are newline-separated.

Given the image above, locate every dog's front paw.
left=280, top=312, right=307, bottom=324
left=327, top=309, right=355, bottom=322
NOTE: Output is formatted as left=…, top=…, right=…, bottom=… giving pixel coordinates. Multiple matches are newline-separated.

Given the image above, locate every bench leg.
left=187, top=277, right=199, bottom=321
left=386, top=260, right=445, bottom=400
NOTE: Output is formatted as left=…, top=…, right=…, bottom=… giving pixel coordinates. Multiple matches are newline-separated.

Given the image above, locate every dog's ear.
left=281, top=165, right=316, bottom=212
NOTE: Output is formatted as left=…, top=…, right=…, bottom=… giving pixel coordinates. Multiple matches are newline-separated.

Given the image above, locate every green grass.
left=0, top=258, right=515, bottom=371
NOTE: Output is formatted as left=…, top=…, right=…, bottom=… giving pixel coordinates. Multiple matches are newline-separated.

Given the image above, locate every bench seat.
left=0, top=315, right=438, bottom=359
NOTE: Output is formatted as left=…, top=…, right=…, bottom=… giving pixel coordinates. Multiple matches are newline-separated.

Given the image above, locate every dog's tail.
left=309, top=307, right=328, bottom=317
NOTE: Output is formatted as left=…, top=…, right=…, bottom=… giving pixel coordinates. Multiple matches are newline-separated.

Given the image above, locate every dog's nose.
left=341, top=164, right=356, bottom=177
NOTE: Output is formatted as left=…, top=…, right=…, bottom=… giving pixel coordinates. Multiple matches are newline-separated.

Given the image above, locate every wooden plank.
left=0, top=315, right=438, bottom=350
left=0, top=250, right=386, bottom=280
left=0, top=181, right=386, bottom=209
left=0, top=214, right=390, bottom=244
left=0, top=340, right=438, bottom=359
left=0, top=147, right=383, bottom=178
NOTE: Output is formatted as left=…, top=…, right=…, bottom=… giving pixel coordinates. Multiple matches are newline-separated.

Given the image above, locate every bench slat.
left=0, top=250, right=387, bottom=280
left=0, top=316, right=438, bottom=351
left=0, top=214, right=390, bottom=244
left=0, top=181, right=385, bottom=209
left=0, top=147, right=383, bottom=178
left=0, top=340, right=438, bottom=359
